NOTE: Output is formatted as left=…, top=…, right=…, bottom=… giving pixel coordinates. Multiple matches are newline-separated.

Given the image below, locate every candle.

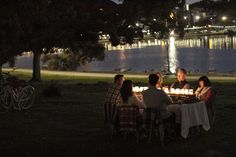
left=140, top=87, right=144, bottom=92
left=133, top=86, right=139, bottom=92
left=189, top=89, right=194, bottom=95
left=184, top=89, right=189, bottom=95
left=180, top=89, right=185, bottom=94
left=164, top=88, right=169, bottom=94
left=170, top=88, right=175, bottom=94
left=175, top=88, right=180, bottom=94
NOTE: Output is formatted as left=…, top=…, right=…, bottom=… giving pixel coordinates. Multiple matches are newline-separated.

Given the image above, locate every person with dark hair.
left=142, top=74, right=172, bottom=119
left=114, top=74, right=124, bottom=84
left=170, top=68, right=190, bottom=89
left=195, top=76, right=214, bottom=106
left=120, top=80, right=146, bottom=108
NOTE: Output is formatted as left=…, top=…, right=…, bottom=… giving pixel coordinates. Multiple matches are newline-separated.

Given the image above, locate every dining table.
left=133, top=86, right=211, bottom=138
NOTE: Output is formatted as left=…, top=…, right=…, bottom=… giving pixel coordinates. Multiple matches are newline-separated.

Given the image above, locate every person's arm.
left=195, top=87, right=202, bottom=98
left=204, top=89, right=214, bottom=105
left=133, top=95, right=146, bottom=109
left=170, top=82, right=175, bottom=89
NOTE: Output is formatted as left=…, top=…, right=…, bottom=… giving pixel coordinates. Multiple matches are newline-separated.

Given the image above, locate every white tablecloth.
left=181, top=101, right=210, bottom=138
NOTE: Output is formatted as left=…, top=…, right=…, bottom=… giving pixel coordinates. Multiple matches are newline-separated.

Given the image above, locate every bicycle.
left=0, top=72, right=35, bottom=112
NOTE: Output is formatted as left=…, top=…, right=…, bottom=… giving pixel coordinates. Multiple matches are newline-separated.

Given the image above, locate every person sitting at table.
left=195, top=76, right=215, bottom=106
left=104, top=74, right=124, bottom=123
left=195, top=76, right=216, bottom=127
left=170, top=68, right=190, bottom=89
left=142, top=74, right=173, bottom=120
left=195, top=76, right=215, bottom=105
left=120, top=80, right=146, bottom=109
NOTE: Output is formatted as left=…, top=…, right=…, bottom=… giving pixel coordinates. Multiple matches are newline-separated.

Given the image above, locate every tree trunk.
left=31, top=52, right=42, bottom=82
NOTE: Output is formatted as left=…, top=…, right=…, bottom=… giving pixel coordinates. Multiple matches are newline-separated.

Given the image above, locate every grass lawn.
left=0, top=69, right=236, bottom=157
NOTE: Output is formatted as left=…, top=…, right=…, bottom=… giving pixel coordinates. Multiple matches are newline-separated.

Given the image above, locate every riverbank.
left=3, top=68, right=236, bottom=83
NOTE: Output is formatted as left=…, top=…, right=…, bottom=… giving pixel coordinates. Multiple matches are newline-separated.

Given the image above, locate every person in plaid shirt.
left=104, top=74, right=124, bottom=123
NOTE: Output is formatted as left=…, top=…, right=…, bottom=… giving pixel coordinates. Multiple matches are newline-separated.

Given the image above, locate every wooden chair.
left=117, top=105, right=141, bottom=142
left=104, top=102, right=118, bottom=140
left=145, top=108, right=172, bottom=145
left=206, top=89, right=217, bottom=130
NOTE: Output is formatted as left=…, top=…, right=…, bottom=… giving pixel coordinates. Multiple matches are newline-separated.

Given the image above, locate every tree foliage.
left=42, top=42, right=105, bottom=71
left=0, top=0, right=184, bottom=78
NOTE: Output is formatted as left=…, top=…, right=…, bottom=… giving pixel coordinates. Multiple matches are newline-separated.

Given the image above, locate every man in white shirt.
left=142, top=74, right=172, bottom=119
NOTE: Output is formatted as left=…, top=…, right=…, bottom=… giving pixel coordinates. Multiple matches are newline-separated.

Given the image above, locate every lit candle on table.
left=189, top=89, right=194, bottom=95
left=175, top=88, right=180, bottom=95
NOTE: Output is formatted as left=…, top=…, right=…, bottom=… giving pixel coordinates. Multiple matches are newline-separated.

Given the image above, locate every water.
left=9, top=36, right=236, bottom=74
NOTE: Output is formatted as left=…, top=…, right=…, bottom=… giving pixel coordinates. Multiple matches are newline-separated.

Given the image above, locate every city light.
left=184, top=16, right=187, bottom=20
left=195, top=16, right=200, bottom=20
left=170, top=12, right=174, bottom=19
left=222, top=16, right=227, bottom=21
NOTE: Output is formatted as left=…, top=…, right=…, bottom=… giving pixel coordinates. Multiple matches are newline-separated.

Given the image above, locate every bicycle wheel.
left=18, top=85, right=35, bottom=110
left=0, top=85, right=13, bottom=111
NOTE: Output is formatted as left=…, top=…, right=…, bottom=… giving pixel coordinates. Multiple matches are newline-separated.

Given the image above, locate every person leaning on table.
left=142, top=74, right=173, bottom=120
left=170, top=68, right=190, bottom=89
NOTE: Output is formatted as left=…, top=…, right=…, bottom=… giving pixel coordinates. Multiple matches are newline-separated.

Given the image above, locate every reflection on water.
left=7, top=36, right=236, bottom=74
left=168, top=37, right=178, bottom=73
left=104, top=36, right=236, bottom=51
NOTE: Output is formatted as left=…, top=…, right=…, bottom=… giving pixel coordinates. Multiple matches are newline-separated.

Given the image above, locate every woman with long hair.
left=195, top=76, right=215, bottom=106
left=120, top=80, right=146, bottom=108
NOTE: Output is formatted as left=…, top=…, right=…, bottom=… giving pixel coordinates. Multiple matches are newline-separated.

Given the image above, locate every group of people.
left=104, top=68, right=216, bottom=133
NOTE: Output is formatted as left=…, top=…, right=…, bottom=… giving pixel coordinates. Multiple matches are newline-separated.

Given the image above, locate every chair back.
left=208, top=88, right=217, bottom=107
left=118, top=105, right=140, bottom=132
left=104, top=102, right=118, bottom=124
left=207, top=88, right=217, bottom=128
left=144, top=108, right=162, bottom=129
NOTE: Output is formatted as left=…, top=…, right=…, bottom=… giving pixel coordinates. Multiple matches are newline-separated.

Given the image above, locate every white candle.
left=180, top=89, right=185, bottom=94
left=175, top=88, right=180, bottom=95
left=170, top=88, right=175, bottom=94
left=164, top=88, right=169, bottom=94
left=184, top=89, right=189, bottom=95
left=140, top=87, right=144, bottom=92
left=189, top=89, right=194, bottom=95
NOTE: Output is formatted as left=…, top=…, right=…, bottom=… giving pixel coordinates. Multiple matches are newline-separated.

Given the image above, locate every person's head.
left=198, top=76, right=211, bottom=88
left=120, top=80, right=133, bottom=103
left=114, top=74, right=124, bottom=86
left=177, top=68, right=187, bottom=82
left=149, top=74, right=159, bottom=87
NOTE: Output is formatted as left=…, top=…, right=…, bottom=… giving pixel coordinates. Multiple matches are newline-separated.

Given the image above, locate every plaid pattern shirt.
left=105, top=84, right=121, bottom=106
left=104, top=84, right=121, bottom=123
